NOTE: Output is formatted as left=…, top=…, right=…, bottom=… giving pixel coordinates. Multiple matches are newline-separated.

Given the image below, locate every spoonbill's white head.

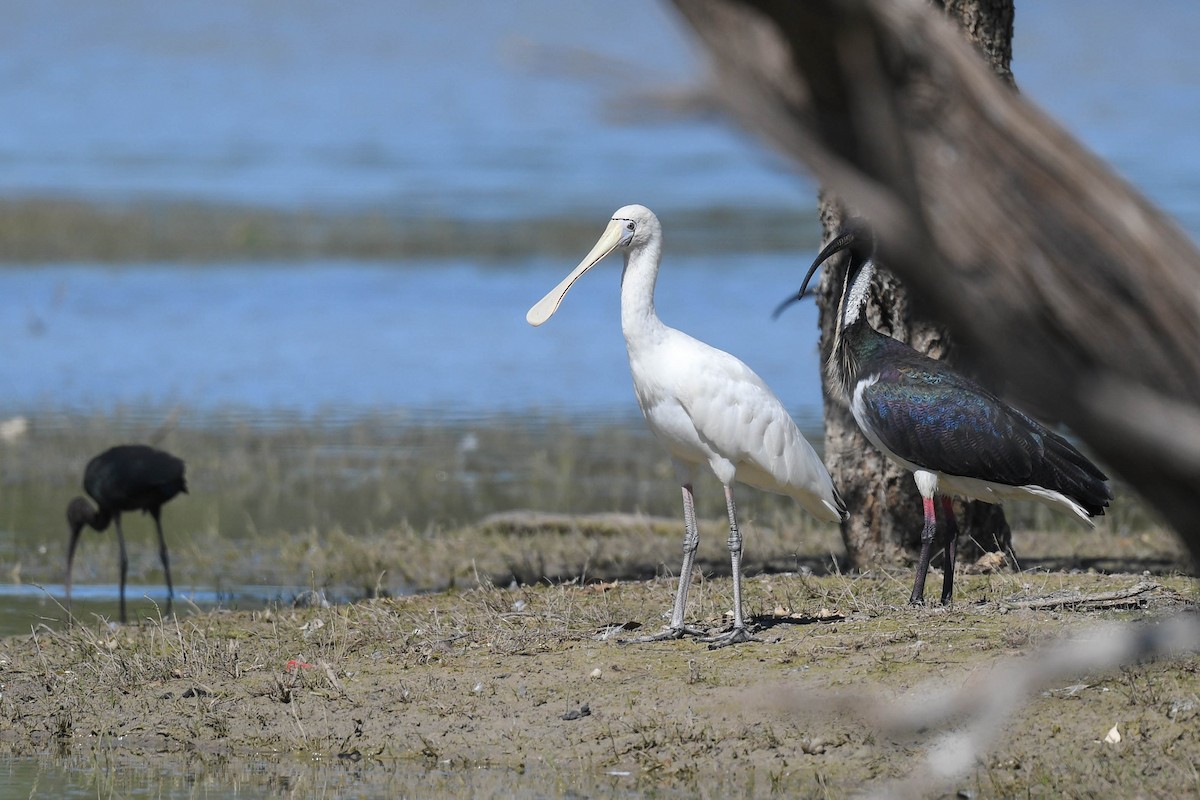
left=526, top=204, right=660, bottom=326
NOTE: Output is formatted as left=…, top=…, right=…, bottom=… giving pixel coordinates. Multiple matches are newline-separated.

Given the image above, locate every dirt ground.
left=1, top=567, right=1196, bottom=798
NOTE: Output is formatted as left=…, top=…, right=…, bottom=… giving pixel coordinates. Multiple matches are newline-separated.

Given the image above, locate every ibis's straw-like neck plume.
left=838, top=256, right=876, bottom=330
left=827, top=254, right=875, bottom=400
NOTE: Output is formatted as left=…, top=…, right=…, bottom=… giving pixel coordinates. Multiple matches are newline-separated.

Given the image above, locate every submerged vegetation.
left=0, top=198, right=819, bottom=264
left=0, top=410, right=1180, bottom=613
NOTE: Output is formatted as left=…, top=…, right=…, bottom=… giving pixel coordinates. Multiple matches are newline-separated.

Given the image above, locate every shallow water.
left=0, top=254, right=827, bottom=418
left=0, top=582, right=290, bottom=638
left=0, top=751, right=673, bottom=799
left=3, top=410, right=842, bottom=636
left=0, top=0, right=808, bottom=218
left=2, top=2, right=1199, bottom=231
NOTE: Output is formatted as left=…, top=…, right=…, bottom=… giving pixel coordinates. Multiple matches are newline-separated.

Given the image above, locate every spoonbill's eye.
left=626, top=221, right=635, bottom=232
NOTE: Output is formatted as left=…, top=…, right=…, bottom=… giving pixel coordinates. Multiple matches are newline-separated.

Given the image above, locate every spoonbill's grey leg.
left=702, top=485, right=761, bottom=648
left=629, top=483, right=709, bottom=642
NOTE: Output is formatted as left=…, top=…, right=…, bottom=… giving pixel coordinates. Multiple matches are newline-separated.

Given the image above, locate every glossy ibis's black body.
left=66, top=444, right=187, bottom=622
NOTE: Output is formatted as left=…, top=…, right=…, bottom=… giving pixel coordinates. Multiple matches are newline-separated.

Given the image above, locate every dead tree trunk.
left=668, top=0, right=1200, bottom=567
left=815, top=0, right=1014, bottom=571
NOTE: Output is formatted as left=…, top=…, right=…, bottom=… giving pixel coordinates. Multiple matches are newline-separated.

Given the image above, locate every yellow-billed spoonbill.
left=528, top=204, right=846, bottom=647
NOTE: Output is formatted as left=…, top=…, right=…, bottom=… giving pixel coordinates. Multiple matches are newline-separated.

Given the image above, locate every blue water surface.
left=0, top=0, right=1197, bottom=419
left=0, top=255, right=827, bottom=422
left=0, top=0, right=808, bottom=216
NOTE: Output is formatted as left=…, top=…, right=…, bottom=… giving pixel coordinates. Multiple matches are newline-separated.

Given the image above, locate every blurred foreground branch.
left=857, top=611, right=1200, bottom=798
left=669, top=0, right=1200, bottom=564
left=669, top=3, right=1200, bottom=795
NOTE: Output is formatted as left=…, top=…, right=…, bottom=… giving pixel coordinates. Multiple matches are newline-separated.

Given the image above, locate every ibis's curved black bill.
left=771, top=291, right=805, bottom=320
left=772, top=226, right=863, bottom=320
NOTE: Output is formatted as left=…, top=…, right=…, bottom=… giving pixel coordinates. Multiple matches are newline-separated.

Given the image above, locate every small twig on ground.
left=1003, top=580, right=1168, bottom=611
left=320, top=660, right=346, bottom=697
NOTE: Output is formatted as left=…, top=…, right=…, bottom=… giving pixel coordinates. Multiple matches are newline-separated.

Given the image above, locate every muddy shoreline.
left=2, top=571, right=1195, bottom=797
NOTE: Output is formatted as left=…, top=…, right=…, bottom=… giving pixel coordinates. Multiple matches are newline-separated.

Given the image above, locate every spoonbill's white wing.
left=630, top=329, right=844, bottom=523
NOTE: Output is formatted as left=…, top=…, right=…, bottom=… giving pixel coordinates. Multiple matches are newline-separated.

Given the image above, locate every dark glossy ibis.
left=66, top=444, right=187, bottom=623
left=778, top=220, right=1112, bottom=605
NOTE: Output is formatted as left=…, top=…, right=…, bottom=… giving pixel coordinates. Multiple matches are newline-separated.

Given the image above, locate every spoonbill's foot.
left=626, top=624, right=709, bottom=643
left=701, top=625, right=760, bottom=649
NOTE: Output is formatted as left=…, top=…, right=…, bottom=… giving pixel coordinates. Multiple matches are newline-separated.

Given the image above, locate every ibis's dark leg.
left=908, top=496, right=938, bottom=605
left=114, top=512, right=128, bottom=624
left=939, top=497, right=959, bottom=605
left=66, top=527, right=82, bottom=620
left=702, top=484, right=760, bottom=648
left=631, top=483, right=708, bottom=642
left=151, top=507, right=174, bottom=618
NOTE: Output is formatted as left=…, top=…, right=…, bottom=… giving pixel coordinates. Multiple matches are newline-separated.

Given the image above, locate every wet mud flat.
left=1, top=570, right=1196, bottom=798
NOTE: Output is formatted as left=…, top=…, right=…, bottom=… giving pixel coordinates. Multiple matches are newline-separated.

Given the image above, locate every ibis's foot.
left=626, top=625, right=709, bottom=644
left=909, top=596, right=953, bottom=608
left=701, top=626, right=760, bottom=649
left=908, top=583, right=931, bottom=605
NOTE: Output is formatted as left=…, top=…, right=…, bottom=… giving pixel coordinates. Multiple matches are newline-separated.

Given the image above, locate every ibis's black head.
left=67, top=497, right=98, bottom=536
left=65, top=496, right=108, bottom=611
left=773, top=218, right=877, bottom=319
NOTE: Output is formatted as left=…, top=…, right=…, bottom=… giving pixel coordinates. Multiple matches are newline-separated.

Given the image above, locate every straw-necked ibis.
left=780, top=220, right=1111, bottom=605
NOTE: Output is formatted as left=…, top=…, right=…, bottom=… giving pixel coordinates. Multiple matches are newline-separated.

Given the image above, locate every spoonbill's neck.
left=619, top=242, right=667, bottom=349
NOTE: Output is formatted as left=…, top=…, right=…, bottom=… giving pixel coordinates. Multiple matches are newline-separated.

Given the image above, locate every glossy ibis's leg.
left=908, top=496, right=938, bottom=605
left=66, top=526, right=83, bottom=620
left=702, top=484, right=760, bottom=649
left=630, top=483, right=708, bottom=642
left=114, top=513, right=128, bottom=624
left=151, top=508, right=174, bottom=618
left=939, top=497, right=959, bottom=605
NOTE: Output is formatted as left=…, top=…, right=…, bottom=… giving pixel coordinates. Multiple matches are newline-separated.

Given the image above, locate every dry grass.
left=1, top=410, right=849, bottom=601
left=4, top=410, right=1180, bottom=612
left=2, top=572, right=1196, bottom=797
